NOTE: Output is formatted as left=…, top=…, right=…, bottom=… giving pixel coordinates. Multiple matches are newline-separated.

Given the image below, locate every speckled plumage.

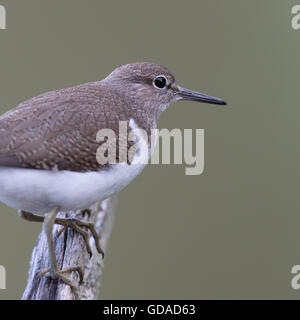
left=0, top=62, right=176, bottom=172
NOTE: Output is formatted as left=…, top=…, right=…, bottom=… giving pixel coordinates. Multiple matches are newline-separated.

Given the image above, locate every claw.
left=55, top=217, right=103, bottom=259
left=38, top=266, right=84, bottom=299
left=80, top=209, right=92, bottom=218
left=74, top=220, right=104, bottom=258
left=57, top=225, right=67, bottom=237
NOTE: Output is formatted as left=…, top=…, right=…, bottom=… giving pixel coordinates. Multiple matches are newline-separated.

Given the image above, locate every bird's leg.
left=19, top=210, right=44, bottom=222
left=19, top=209, right=103, bottom=258
left=38, top=207, right=83, bottom=300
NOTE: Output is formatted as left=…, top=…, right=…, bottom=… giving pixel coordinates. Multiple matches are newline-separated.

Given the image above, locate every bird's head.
left=103, top=62, right=226, bottom=119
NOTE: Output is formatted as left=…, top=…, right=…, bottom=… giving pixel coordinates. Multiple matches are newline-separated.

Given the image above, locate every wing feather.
left=0, top=82, right=131, bottom=172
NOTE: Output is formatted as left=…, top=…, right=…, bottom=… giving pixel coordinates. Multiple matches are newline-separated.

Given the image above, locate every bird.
left=0, top=62, right=226, bottom=297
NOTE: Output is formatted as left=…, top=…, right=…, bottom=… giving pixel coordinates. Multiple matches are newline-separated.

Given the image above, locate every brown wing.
left=0, top=82, right=132, bottom=172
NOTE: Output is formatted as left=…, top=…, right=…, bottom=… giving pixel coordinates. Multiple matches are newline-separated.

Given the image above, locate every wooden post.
left=22, top=196, right=117, bottom=300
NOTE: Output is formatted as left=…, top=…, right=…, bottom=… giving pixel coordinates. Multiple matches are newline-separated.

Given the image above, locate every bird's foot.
left=38, top=266, right=83, bottom=300
left=55, top=212, right=104, bottom=258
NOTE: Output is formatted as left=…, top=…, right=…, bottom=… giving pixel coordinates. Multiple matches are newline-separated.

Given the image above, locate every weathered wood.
left=22, top=196, right=117, bottom=300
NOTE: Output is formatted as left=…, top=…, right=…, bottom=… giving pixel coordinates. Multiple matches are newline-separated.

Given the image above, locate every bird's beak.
left=176, top=86, right=227, bottom=106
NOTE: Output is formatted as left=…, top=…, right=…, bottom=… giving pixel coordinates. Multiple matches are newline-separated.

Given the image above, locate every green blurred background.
left=0, top=0, right=298, bottom=299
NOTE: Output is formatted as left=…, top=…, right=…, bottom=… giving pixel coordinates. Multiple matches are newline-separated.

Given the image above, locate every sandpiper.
left=0, top=62, right=226, bottom=297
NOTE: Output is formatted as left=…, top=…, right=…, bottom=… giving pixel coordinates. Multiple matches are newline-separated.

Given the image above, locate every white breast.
left=0, top=162, right=146, bottom=214
left=0, top=118, right=153, bottom=214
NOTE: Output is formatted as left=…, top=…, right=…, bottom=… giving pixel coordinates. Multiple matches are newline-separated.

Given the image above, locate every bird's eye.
left=153, top=76, right=167, bottom=89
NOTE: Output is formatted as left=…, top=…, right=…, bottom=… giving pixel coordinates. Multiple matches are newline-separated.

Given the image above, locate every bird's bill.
left=177, top=86, right=227, bottom=105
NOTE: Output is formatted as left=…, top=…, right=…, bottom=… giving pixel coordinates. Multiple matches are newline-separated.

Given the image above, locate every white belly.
left=0, top=162, right=146, bottom=214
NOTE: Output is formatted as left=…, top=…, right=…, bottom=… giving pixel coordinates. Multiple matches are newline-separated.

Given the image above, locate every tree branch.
left=21, top=196, right=117, bottom=300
